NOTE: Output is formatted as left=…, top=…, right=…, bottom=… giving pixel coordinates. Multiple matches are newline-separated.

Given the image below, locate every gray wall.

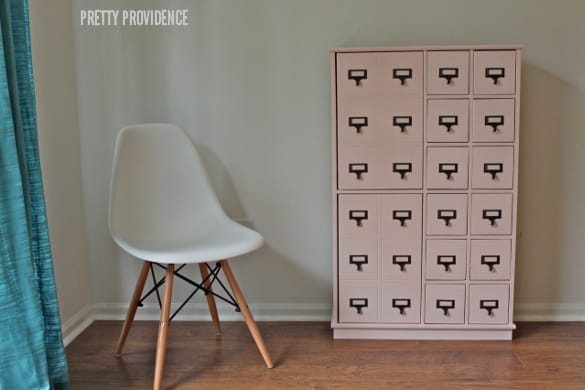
left=69, top=0, right=585, bottom=318
left=29, top=0, right=92, bottom=337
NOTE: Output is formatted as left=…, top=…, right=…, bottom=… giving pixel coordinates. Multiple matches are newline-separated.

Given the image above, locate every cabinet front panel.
left=427, top=51, right=470, bottom=94
left=425, top=239, right=467, bottom=280
left=426, top=194, right=468, bottom=235
left=379, top=51, right=424, bottom=95
left=470, top=239, right=511, bottom=280
left=471, top=193, right=513, bottom=235
left=337, top=52, right=379, bottom=97
left=425, top=284, right=466, bottom=324
left=337, top=146, right=380, bottom=189
left=339, top=194, right=379, bottom=239
left=337, top=97, right=379, bottom=146
left=468, top=284, right=510, bottom=324
left=380, top=194, right=423, bottom=238
left=339, top=281, right=378, bottom=323
left=379, top=144, right=423, bottom=189
left=426, top=146, right=469, bottom=189
left=473, top=50, right=516, bottom=94
left=472, top=99, right=515, bottom=142
left=380, top=282, right=421, bottom=323
left=339, top=239, right=378, bottom=280
left=380, top=239, right=422, bottom=280
left=379, top=97, right=423, bottom=143
left=426, top=99, right=469, bottom=142
left=472, top=146, right=514, bottom=189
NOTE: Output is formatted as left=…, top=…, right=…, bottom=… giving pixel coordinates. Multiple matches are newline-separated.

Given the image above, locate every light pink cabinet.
left=332, top=45, right=521, bottom=340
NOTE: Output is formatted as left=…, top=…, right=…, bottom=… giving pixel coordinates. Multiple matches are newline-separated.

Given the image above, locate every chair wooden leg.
left=219, top=260, right=274, bottom=368
left=199, top=262, right=221, bottom=335
left=154, top=264, right=174, bottom=390
left=116, top=261, right=151, bottom=356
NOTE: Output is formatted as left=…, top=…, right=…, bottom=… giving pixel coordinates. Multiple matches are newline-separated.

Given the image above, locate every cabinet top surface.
left=330, top=44, right=523, bottom=53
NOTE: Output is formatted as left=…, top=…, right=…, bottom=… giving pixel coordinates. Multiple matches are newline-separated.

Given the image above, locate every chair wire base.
left=137, top=262, right=240, bottom=321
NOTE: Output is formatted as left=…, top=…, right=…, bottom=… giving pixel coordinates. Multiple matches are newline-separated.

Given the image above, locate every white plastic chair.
left=109, top=123, right=273, bottom=389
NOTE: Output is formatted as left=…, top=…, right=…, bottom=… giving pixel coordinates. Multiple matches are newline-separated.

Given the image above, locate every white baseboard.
left=514, top=303, right=585, bottom=321
left=61, top=301, right=585, bottom=346
left=61, top=304, right=94, bottom=347
left=93, top=302, right=332, bottom=322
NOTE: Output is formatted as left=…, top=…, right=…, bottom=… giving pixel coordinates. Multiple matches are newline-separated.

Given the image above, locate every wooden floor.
left=67, top=321, right=585, bottom=389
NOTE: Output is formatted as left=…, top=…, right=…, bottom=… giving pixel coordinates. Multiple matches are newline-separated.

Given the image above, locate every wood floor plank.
left=66, top=321, right=585, bottom=389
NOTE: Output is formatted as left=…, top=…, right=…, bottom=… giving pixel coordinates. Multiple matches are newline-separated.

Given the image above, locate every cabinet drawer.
left=470, top=240, right=511, bottom=280
left=380, top=239, right=421, bottom=280
left=379, top=51, right=423, bottom=95
left=471, top=193, right=513, bottom=235
left=380, top=194, right=422, bottom=239
left=426, top=99, right=469, bottom=142
left=427, top=51, right=470, bottom=95
left=472, top=146, right=514, bottom=189
left=380, top=282, right=421, bottom=323
left=425, top=284, right=465, bottom=324
left=426, top=147, right=469, bottom=189
left=339, top=240, right=378, bottom=280
left=472, top=99, right=515, bottom=142
left=337, top=52, right=378, bottom=97
left=426, top=194, right=468, bottom=235
left=469, top=284, right=510, bottom=324
left=425, top=240, right=467, bottom=281
left=339, top=281, right=378, bottom=323
left=379, top=97, right=423, bottom=143
left=379, top=144, right=423, bottom=189
left=337, top=97, right=378, bottom=146
left=337, top=146, right=379, bottom=189
left=473, top=50, right=516, bottom=94
left=338, top=194, right=379, bottom=239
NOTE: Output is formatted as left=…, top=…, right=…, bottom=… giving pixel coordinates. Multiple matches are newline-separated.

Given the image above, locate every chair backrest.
left=109, top=124, right=227, bottom=249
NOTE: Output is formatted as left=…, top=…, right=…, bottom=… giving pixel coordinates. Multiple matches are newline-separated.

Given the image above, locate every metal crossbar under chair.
left=108, top=123, right=273, bottom=390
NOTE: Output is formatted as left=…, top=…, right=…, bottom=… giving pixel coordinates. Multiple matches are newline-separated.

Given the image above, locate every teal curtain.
left=0, top=0, right=69, bottom=388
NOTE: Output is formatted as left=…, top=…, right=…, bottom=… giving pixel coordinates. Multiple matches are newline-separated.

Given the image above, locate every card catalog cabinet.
left=331, top=45, right=521, bottom=340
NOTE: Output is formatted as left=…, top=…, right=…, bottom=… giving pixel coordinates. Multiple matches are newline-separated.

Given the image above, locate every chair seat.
left=112, top=220, right=263, bottom=264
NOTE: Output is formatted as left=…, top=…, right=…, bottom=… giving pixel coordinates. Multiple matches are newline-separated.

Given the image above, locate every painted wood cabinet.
left=331, top=45, right=522, bottom=340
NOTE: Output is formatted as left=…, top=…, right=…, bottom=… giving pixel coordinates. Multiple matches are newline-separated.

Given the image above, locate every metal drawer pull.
left=483, top=163, right=503, bottom=180
left=348, top=116, right=368, bottom=133
left=392, top=210, right=412, bottom=227
left=436, top=299, right=455, bottom=315
left=481, top=255, right=501, bottom=272
left=393, top=162, right=412, bottom=179
left=349, top=210, right=368, bottom=227
left=349, top=163, right=368, bottom=180
left=393, top=68, right=413, bottom=85
left=437, top=255, right=456, bottom=272
left=393, top=116, right=413, bottom=132
left=485, top=67, right=505, bottom=84
left=349, top=255, right=368, bottom=271
left=392, top=298, right=411, bottom=315
left=438, top=163, right=458, bottom=180
left=480, top=299, right=499, bottom=316
left=438, top=115, right=458, bottom=132
left=349, top=298, right=368, bottom=314
left=438, top=67, right=459, bottom=84
left=482, top=209, right=502, bottom=226
left=392, top=255, right=412, bottom=272
left=437, top=209, right=457, bottom=226
left=485, top=115, right=505, bottom=132
left=348, top=69, right=367, bottom=85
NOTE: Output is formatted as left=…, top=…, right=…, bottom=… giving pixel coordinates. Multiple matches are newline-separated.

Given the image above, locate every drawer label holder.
left=480, top=299, right=499, bottom=316
left=392, top=298, right=411, bottom=315
left=349, top=255, right=368, bottom=271
left=349, top=298, right=368, bottom=314
left=481, top=255, right=501, bottom=272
